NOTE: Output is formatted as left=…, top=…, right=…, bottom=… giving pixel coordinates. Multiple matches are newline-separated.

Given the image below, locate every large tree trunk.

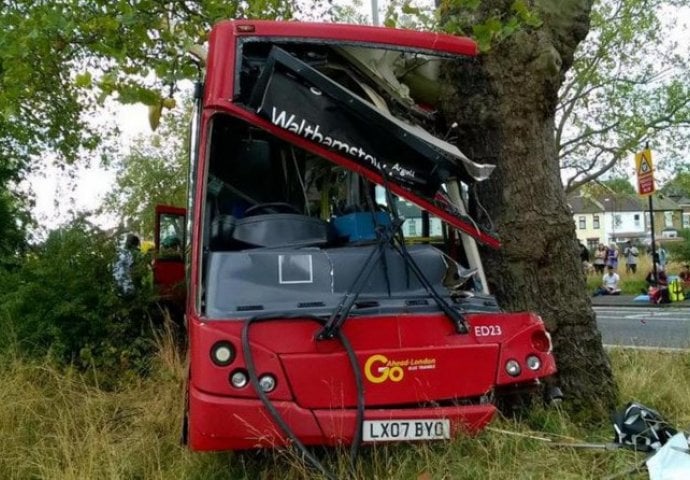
left=441, top=1, right=617, bottom=418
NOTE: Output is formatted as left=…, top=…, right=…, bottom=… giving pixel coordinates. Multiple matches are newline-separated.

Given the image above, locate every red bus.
left=178, top=20, right=557, bottom=453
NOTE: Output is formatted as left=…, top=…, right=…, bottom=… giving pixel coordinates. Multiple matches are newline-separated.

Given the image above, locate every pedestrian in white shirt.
left=593, top=265, right=621, bottom=296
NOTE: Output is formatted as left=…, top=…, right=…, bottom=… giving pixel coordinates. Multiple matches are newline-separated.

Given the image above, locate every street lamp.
left=604, top=197, right=617, bottom=243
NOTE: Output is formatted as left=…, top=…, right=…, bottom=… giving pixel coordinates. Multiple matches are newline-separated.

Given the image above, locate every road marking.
left=604, top=344, right=690, bottom=353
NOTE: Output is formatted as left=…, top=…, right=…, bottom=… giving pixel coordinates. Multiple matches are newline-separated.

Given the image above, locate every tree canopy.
left=0, top=0, right=297, bottom=197
left=559, top=0, right=690, bottom=192
left=102, top=101, right=189, bottom=238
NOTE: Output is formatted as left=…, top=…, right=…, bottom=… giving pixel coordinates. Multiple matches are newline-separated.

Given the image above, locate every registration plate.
left=362, top=419, right=450, bottom=442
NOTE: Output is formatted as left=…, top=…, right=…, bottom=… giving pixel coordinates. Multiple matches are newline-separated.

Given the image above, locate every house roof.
left=666, top=194, right=690, bottom=205
left=568, top=195, right=603, bottom=214
left=649, top=194, right=682, bottom=211
left=591, top=193, right=645, bottom=212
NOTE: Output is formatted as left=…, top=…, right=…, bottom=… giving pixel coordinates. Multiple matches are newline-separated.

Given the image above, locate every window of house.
left=578, top=216, right=586, bottom=229
left=634, top=213, right=640, bottom=228
left=664, top=211, right=673, bottom=227
left=683, top=213, right=690, bottom=229
left=614, top=214, right=622, bottom=228
left=408, top=221, right=417, bottom=236
left=593, top=215, right=600, bottom=229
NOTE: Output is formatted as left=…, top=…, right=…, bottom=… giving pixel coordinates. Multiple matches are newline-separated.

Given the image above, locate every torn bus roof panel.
left=248, top=47, right=495, bottom=189
left=241, top=47, right=499, bottom=247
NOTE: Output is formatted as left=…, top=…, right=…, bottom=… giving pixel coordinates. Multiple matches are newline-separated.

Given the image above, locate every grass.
left=1, top=322, right=689, bottom=479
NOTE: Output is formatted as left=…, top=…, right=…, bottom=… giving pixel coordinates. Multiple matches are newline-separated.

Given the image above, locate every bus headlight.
left=526, top=355, right=541, bottom=371
left=258, top=374, right=277, bottom=393
left=505, top=359, right=521, bottom=377
left=230, top=370, right=248, bottom=388
left=210, top=341, right=235, bottom=366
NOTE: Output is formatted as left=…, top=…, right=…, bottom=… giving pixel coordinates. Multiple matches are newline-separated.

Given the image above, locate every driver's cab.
left=200, top=114, right=492, bottom=319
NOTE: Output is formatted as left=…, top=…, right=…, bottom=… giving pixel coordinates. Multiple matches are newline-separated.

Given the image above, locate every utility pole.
left=647, top=143, right=658, bottom=286
left=635, top=140, right=657, bottom=285
left=371, top=0, right=379, bottom=26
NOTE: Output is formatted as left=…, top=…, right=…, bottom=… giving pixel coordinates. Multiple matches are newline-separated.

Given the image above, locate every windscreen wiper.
left=317, top=222, right=396, bottom=340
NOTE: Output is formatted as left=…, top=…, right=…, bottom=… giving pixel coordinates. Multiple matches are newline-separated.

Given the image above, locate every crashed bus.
left=170, top=20, right=557, bottom=451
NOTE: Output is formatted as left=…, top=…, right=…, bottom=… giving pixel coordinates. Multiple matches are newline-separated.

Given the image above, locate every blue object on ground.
left=634, top=294, right=650, bottom=302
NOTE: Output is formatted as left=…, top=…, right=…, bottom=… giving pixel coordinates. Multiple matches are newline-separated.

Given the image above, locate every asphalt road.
left=595, top=306, right=690, bottom=350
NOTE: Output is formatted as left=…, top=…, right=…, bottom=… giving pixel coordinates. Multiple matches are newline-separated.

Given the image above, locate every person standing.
left=656, top=242, right=668, bottom=269
left=606, top=243, right=619, bottom=271
left=593, top=243, right=607, bottom=274
left=579, top=241, right=591, bottom=274
left=113, top=234, right=142, bottom=296
left=623, top=241, right=639, bottom=274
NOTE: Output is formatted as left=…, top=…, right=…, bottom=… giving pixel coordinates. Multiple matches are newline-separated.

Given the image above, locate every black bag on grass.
left=612, top=402, right=678, bottom=452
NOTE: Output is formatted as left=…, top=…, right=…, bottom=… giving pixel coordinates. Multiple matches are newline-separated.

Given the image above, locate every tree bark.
left=441, top=0, right=617, bottom=418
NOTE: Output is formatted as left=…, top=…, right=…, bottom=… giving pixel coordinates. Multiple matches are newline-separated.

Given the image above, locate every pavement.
left=591, top=294, right=690, bottom=308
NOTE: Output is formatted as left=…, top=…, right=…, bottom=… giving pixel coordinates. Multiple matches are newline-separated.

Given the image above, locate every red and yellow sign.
left=635, top=148, right=655, bottom=196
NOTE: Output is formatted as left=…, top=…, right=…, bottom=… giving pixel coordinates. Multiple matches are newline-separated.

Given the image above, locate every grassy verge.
left=1, top=331, right=689, bottom=479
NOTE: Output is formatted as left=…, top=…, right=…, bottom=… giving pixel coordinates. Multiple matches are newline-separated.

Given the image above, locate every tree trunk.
left=441, top=0, right=617, bottom=418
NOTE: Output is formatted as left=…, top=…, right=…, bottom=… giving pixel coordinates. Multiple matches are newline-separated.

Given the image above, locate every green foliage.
left=581, top=176, right=637, bottom=195
left=102, top=101, right=189, bottom=238
left=0, top=0, right=312, bottom=264
left=662, top=168, right=690, bottom=198
left=0, top=190, right=29, bottom=269
left=667, top=229, right=690, bottom=263
left=0, top=220, right=157, bottom=380
left=384, top=0, right=542, bottom=51
left=462, top=1, right=541, bottom=51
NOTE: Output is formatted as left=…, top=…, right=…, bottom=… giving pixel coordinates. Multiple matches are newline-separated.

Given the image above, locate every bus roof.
left=214, top=20, right=478, bottom=57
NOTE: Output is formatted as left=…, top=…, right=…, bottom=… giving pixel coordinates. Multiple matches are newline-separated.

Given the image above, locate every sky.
left=28, top=103, right=150, bottom=232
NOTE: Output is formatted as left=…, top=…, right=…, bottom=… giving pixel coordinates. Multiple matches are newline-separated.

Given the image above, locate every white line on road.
left=604, top=344, right=690, bottom=353
left=596, top=315, right=690, bottom=322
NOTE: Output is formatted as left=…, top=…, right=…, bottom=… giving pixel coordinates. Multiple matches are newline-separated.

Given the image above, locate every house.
left=645, top=194, right=684, bottom=238
left=568, top=195, right=606, bottom=249
left=666, top=194, right=690, bottom=231
left=569, top=189, right=684, bottom=247
left=592, top=193, right=647, bottom=244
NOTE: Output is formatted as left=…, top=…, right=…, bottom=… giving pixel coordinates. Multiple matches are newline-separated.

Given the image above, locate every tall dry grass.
left=2, top=323, right=689, bottom=479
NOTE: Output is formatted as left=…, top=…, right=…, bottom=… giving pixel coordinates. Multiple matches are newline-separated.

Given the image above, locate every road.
left=595, top=306, right=690, bottom=350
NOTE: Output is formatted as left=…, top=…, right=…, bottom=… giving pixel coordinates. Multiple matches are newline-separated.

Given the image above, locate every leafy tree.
left=559, top=0, right=690, bottom=192
left=0, top=220, right=156, bottom=382
left=661, top=168, right=690, bottom=198
left=599, top=177, right=636, bottom=194
left=437, top=0, right=617, bottom=416
left=667, top=228, right=690, bottom=263
left=102, top=102, right=189, bottom=239
left=0, top=190, right=29, bottom=269
left=580, top=177, right=636, bottom=197
left=0, top=0, right=312, bottom=255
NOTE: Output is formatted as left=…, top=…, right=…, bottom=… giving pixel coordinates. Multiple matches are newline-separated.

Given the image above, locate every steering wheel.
left=244, top=202, right=301, bottom=216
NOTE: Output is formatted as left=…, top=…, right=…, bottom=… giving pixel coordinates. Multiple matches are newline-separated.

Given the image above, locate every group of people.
left=583, top=241, right=650, bottom=275
left=588, top=239, right=688, bottom=302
